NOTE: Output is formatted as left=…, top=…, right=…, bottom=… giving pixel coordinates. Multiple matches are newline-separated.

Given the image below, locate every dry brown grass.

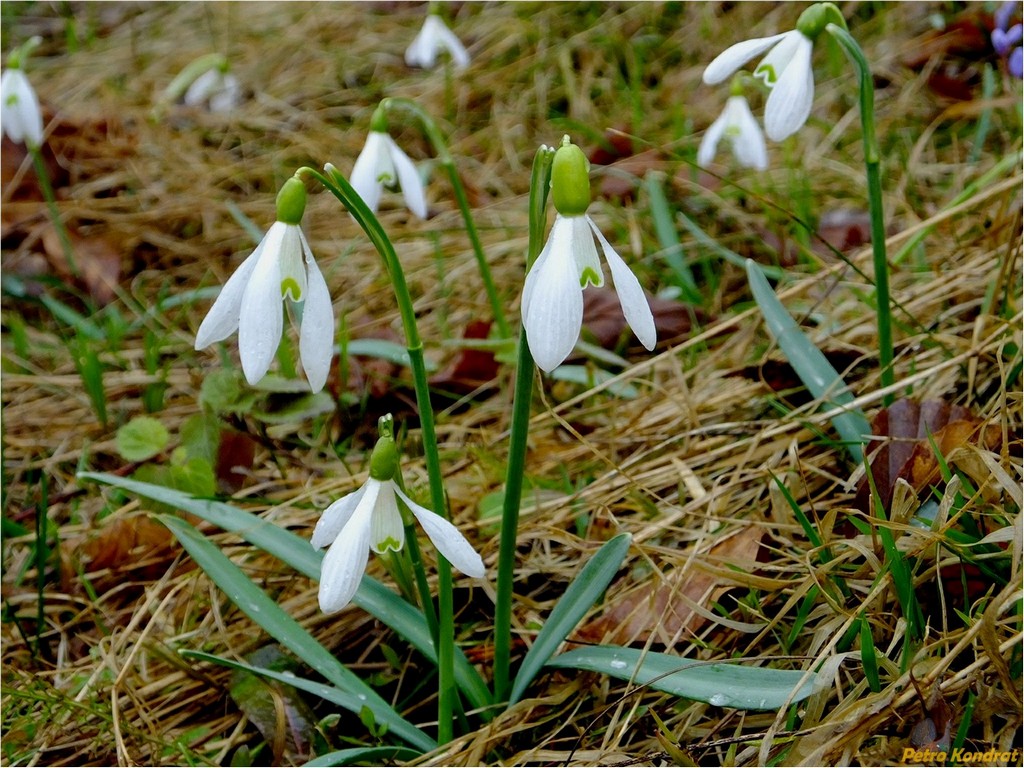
left=2, top=2, right=1021, bottom=766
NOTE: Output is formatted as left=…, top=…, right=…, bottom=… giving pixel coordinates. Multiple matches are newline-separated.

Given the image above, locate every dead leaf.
left=40, top=225, right=122, bottom=305
left=582, top=287, right=697, bottom=353
left=576, top=526, right=763, bottom=646
left=429, top=320, right=500, bottom=398
left=79, top=515, right=179, bottom=594
left=215, top=430, right=256, bottom=493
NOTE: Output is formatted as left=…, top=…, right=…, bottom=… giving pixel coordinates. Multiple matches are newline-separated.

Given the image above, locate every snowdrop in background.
left=351, top=105, right=428, bottom=218
left=194, top=175, right=334, bottom=392
left=405, top=9, right=470, bottom=70
left=697, top=78, right=768, bottom=170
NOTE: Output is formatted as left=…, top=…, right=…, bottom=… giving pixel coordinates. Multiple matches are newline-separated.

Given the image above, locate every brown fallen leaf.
left=429, top=320, right=500, bottom=398
left=576, top=526, right=763, bottom=646
left=582, top=286, right=698, bottom=352
left=78, top=515, right=180, bottom=595
left=215, top=429, right=257, bottom=494
left=853, top=398, right=1002, bottom=515
left=40, top=225, right=122, bottom=305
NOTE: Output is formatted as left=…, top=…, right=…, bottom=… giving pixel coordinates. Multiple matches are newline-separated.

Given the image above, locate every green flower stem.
left=826, top=23, right=893, bottom=404
left=379, top=97, right=512, bottom=339
left=304, top=164, right=461, bottom=742
left=30, top=145, right=78, bottom=277
left=493, top=145, right=554, bottom=704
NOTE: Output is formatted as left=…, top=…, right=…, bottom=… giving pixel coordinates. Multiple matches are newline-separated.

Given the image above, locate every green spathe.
left=275, top=176, right=307, bottom=225
left=551, top=136, right=590, bottom=217
left=797, top=2, right=846, bottom=39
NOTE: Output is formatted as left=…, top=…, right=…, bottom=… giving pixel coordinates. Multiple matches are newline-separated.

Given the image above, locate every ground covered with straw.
left=2, top=2, right=1022, bottom=766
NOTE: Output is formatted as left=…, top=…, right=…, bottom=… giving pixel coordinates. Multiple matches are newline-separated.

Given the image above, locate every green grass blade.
left=677, top=212, right=786, bottom=281
left=77, top=472, right=491, bottom=713
left=644, top=172, right=700, bottom=303
left=304, top=746, right=423, bottom=767
left=508, top=533, right=631, bottom=705
left=745, top=259, right=870, bottom=463
left=547, top=646, right=832, bottom=710
left=157, top=514, right=436, bottom=752
left=859, top=615, right=881, bottom=693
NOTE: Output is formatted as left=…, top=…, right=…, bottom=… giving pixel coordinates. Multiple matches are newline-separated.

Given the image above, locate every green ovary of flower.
left=275, top=176, right=307, bottom=225
left=551, top=136, right=591, bottom=217
left=369, top=436, right=399, bottom=481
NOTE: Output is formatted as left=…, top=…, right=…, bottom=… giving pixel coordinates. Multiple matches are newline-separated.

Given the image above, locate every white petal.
left=726, top=96, right=768, bottom=170
left=702, top=33, right=786, bottom=85
left=589, top=218, right=656, bottom=351
left=297, top=231, right=334, bottom=393
left=753, top=30, right=801, bottom=86
left=311, top=483, right=368, bottom=549
left=195, top=240, right=265, bottom=349
left=521, top=216, right=585, bottom=372
left=318, top=480, right=380, bottom=613
left=764, top=34, right=814, bottom=141
left=386, top=136, right=428, bottom=219
left=350, top=132, right=387, bottom=214
left=183, top=69, right=219, bottom=107
left=1, top=69, right=43, bottom=147
left=238, top=223, right=287, bottom=385
left=569, top=216, right=604, bottom=288
left=405, top=19, right=436, bottom=68
left=396, top=487, right=485, bottom=578
left=426, top=16, right=471, bottom=70
left=370, top=482, right=406, bottom=554
left=697, top=105, right=730, bottom=166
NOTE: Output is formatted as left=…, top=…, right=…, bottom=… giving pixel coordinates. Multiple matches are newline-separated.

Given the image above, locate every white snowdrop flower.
left=522, top=137, right=656, bottom=373
left=697, top=94, right=768, bottom=170
left=312, top=431, right=485, bottom=614
left=1, top=67, right=43, bottom=147
left=183, top=67, right=242, bottom=113
left=195, top=176, right=334, bottom=392
left=405, top=13, right=470, bottom=71
left=350, top=124, right=428, bottom=219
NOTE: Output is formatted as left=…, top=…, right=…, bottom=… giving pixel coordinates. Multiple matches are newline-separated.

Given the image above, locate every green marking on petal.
left=280, top=277, right=303, bottom=300
left=579, top=266, right=601, bottom=287
left=376, top=535, right=402, bottom=552
left=6, top=94, right=19, bottom=107
left=755, top=63, right=777, bottom=85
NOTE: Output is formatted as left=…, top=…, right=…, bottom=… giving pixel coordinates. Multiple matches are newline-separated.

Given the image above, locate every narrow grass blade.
left=677, top=212, right=786, bottom=281
left=77, top=472, right=491, bottom=713
left=305, top=746, right=423, bottom=767
left=157, top=514, right=436, bottom=752
left=508, top=533, right=631, bottom=705
left=547, top=646, right=832, bottom=710
left=859, top=615, right=881, bottom=692
left=346, top=339, right=438, bottom=371
left=745, top=260, right=869, bottom=463
left=645, top=172, right=700, bottom=303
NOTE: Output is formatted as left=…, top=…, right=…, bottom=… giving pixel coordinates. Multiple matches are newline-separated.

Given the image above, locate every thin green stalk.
left=493, top=145, right=554, bottom=704
left=30, top=145, right=78, bottom=277
left=826, top=23, right=893, bottom=403
left=380, top=97, right=512, bottom=339
left=304, top=164, right=461, bottom=741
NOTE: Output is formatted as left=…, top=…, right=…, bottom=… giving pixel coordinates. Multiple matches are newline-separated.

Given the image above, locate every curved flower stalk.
left=312, top=426, right=485, bottom=614
left=194, top=176, right=334, bottom=392
left=698, top=82, right=767, bottom=170
left=521, top=136, right=656, bottom=372
left=703, top=4, right=843, bottom=141
left=405, top=12, right=470, bottom=71
left=350, top=106, right=428, bottom=218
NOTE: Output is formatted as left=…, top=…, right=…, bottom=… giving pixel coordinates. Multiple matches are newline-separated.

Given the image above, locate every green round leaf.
left=116, top=416, right=170, bottom=462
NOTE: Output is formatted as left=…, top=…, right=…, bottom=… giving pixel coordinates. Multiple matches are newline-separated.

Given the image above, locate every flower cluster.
left=699, top=3, right=843, bottom=167
left=993, top=1, right=1023, bottom=79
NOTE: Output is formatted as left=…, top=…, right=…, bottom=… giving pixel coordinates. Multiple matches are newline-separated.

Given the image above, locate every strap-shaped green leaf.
left=745, top=260, right=870, bottom=462
left=157, top=514, right=435, bottom=751
left=508, top=533, right=631, bottom=705
left=548, top=646, right=833, bottom=710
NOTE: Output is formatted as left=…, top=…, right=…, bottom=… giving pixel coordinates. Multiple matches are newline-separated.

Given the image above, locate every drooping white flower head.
left=312, top=426, right=485, bottom=614
left=195, top=176, right=334, bottom=392
left=1, top=67, right=43, bottom=148
left=183, top=67, right=242, bottom=113
left=521, top=137, right=656, bottom=373
left=350, top=117, right=428, bottom=219
left=702, top=4, right=843, bottom=142
left=405, top=13, right=470, bottom=71
left=698, top=93, right=768, bottom=170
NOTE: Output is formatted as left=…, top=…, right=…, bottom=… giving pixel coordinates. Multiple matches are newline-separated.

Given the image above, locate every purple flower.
left=993, top=1, right=1023, bottom=79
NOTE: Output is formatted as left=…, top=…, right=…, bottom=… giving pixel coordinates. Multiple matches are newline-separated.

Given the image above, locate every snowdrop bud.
left=275, top=176, right=306, bottom=225
left=369, top=434, right=399, bottom=482
left=551, top=136, right=590, bottom=217
left=797, top=3, right=845, bottom=39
